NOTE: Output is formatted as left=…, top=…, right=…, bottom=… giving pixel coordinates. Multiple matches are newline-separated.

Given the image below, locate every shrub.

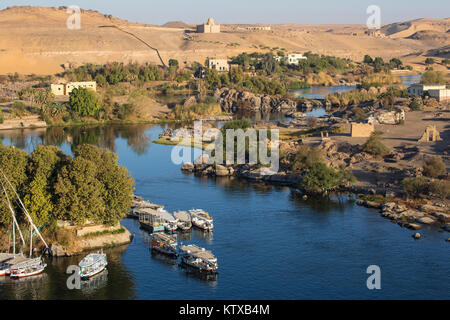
left=429, top=180, right=450, bottom=200
left=363, top=131, right=389, bottom=157
left=351, top=107, right=367, bottom=120
left=402, top=177, right=429, bottom=199
left=11, top=101, right=27, bottom=117
left=292, top=146, right=323, bottom=171
left=409, top=98, right=421, bottom=111
left=423, top=156, right=446, bottom=178
left=299, top=162, right=354, bottom=194
left=421, top=70, right=445, bottom=85
left=223, top=119, right=252, bottom=130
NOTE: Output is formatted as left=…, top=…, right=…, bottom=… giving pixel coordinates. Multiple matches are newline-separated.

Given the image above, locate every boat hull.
left=81, top=265, right=107, bottom=281
left=181, top=257, right=218, bottom=273
left=10, top=264, right=46, bottom=279
left=140, top=222, right=165, bottom=233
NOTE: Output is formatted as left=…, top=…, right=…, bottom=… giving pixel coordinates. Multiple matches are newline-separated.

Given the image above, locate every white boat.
left=79, top=251, right=108, bottom=280
left=180, top=245, right=218, bottom=272
left=158, top=209, right=179, bottom=233
left=174, top=211, right=192, bottom=232
left=9, top=257, right=47, bottom=279
left=150, top=233, right=178, bottom=257
left=0, top=170, right=51, bottom=279
left=189, top=209, right=214, bottom=231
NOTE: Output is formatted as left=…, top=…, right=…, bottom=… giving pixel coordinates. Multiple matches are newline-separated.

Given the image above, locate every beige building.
left=351, top=123, right=375, bottom=138
left=208, top=59, right=230, bottom=72
left=197, top=18, right=221, bottom=33
left=51, top=81, right=97, bottom=96
left=286, top=53, right=307, bottom=65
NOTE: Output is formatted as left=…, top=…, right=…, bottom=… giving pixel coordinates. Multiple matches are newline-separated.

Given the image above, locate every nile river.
left=0, top=124, right=448, bottom=299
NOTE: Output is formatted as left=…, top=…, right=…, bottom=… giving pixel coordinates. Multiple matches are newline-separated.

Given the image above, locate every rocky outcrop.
left=214, top=88, right=298, bottom=113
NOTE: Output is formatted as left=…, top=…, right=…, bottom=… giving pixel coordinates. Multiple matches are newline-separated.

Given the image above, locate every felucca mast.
left=0, top=168, right=49, bottom=249
left=0, top=178, right=25, bottom=253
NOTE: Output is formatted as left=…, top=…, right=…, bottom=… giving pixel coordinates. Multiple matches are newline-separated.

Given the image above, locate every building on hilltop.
left=208, top=59, right=230, bottom=72
left=51, top=81, right=97, bottom=96
left=197, top=18, right=221, bottom=33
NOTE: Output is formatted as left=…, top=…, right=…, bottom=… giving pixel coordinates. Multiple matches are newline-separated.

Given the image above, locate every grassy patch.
left=82, top=227, right=126, bottom=239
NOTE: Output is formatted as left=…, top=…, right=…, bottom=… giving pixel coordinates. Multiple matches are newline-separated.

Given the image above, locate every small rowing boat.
left=79, top=251, right=108, bottom=280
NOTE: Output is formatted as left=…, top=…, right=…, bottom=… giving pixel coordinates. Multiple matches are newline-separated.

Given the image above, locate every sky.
left=0, top=0, right=448, bottom=25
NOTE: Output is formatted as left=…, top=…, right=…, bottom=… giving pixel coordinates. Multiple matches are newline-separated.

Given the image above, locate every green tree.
left=54, top=156, right=106, bottom=225
left=33, top=88, right=54, bottom=109
left=425, top=58, right=435, bottom=65
left=300, top=162, right=341, bottom=194
left=363, top=55, right=373, bottom=64
left=0, top=143, right=29, bottom=225
left=69, top=87, right=102, bottom=117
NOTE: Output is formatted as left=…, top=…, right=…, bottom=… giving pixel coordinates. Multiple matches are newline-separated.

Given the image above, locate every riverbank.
left=48, top=222, right=133, bottom=257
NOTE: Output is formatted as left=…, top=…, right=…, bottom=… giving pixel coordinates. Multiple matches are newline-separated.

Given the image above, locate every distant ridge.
left=162, top=21, right=194, bottom=29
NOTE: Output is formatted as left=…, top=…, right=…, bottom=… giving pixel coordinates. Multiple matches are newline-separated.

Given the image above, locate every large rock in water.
left=216, top=88, right=299, bottom=113
left=181, top=162, right=194, bottom=172
left=215, top=164, right=230, bottom=176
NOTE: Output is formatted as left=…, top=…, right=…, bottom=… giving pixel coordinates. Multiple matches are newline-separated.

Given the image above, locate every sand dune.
left=0, top=6, right=448, bottom=75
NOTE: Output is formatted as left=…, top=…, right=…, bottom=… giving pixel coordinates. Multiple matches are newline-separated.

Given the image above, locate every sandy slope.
left=0, top=6, right=448, bottom=75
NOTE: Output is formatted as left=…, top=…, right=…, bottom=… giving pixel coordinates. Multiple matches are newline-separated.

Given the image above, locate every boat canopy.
left=180, top=245, right=216, bottom=260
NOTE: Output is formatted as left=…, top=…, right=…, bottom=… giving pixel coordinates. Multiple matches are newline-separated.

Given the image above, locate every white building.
left=208, top=59, right=230, bottom=72
left=408, top=84, right=449, bottom=102
left=51, top=81, right=97, bottom=96
left=286, top=53, right=307, bottom=65
left=407, top=84, right=446, bottom=96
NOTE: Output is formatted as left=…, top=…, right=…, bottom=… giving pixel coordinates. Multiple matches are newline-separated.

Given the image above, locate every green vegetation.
left=69, top=87, right=103, bottom=117
left=421, top=70, right=446, bottom=85
left=292, top=145, right=323, bottom=172
left=11, top=101, right=27, bottom=118
left=362, top=55, right=405, bottom=72
left=408, top=98, right=422, bottom=111
left=82, top=227, right=126, bottom=239
left=167, top=97, right=224, bottom=121
left=403, top=177, right=449, bottom=200
left=222, top=119, right=252, bottom=131
left=363, top=131, right=389, bottom=157
left=423, top=156, right=445, bottom=178
left=326, top=90, right=378, bottom=107
left=425, top=58, right=435, bottom=65
left=0, top=143, right=134, bottom=227
left=351, top=107, right=368, bottom=121
left=300, top=162, right=355, bottom=195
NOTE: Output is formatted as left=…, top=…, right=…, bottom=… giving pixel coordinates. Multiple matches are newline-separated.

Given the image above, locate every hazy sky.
left=1, top=0, right=448, bottom=25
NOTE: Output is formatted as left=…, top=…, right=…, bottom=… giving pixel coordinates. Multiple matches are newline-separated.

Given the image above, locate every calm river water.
left=0, top=124, right=448, bottom=300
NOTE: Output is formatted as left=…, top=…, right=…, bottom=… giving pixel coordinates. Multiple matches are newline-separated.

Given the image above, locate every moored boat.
left=189, top=209, right=214, bottom=231
left=174, top=211, right=192, bottom=232
left=179, top=245, right=218, bottom=273
left=79, top=251, right=108, bottom=280
left=9, top=257, right=47, bottom=279
left=150, top=233, right=178, bottom=257
left=138, top=208, right=165, bottom=233
left=158, top=209, right=178, bottom=233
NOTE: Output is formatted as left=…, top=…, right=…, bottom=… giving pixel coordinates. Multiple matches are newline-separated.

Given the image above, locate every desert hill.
left=381, top=18, right=450, bottom=39
left=0, top=6, right=448, bottom=75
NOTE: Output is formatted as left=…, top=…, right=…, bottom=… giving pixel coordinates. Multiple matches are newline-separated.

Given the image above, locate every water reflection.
left=0, top=125, right=153, bottom=156
left=80, top=269, right=109, bottom=295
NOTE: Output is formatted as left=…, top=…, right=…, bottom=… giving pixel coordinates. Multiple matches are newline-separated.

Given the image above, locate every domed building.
left=197, top=17, right=221, bottom=33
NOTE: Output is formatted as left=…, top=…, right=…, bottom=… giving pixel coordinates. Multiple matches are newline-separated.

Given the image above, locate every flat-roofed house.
left=286, top=53, right=307, bottom=65
left=51, top=81, right=97, bottom=96
left=208, top=59, right=230, bottom=72
left=407, top=84, right=446, bottom=96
